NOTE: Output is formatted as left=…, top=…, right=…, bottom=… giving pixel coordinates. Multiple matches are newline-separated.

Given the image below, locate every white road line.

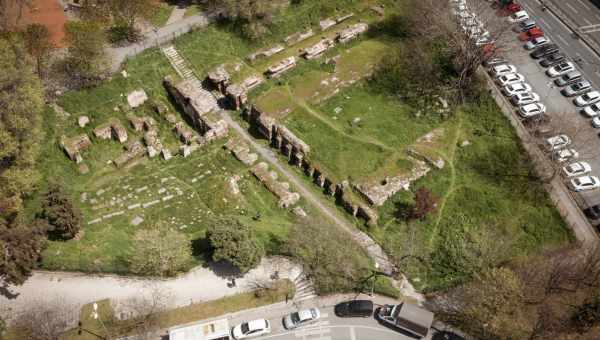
left=584, top=18, right=594, bottom=27
left=557, top=35, right=571, bottom=46
left=566, top=2, right=579, bottom=14
left=320, top=313, right=329, bottom=318
left=538, top=18, right=553, bottom=31
left=295, top=328, right=331, bottom=337
left=576, top=0, right=591, bottom=10
left=349, top=327, right=357, bottom=340
left=596, top=14, right=600, bottom=21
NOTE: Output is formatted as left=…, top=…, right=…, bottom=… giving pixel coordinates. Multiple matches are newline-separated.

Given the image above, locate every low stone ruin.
left=371, top=5, right=385, bottom=16
left=61, top=134, right=91, bottom=163
left=336, top=23, right=369, bottom=43
left=247, top=45, right=285, bottom=62
left=206, top=65, right=231, bottom=92
left=224, top=138, right=258, bottom=166
left=319, top=18, right=336, bottom=31
left=354, top=158, right=431, bottom=206
left=266, top=56, right=297, bottom=78
left=407, top=128, right=447, bottom=170
left=113, top=141, right=145, bottom=168
left=174, top=121, right=197, bottom=145
left=225, top=84, right=248, bottom=110
left=251, top=162, right=300, bottom=208
left=302, top=38, right=335, bottom=59
left=127, top=89, right=148, bottom=108
left=284, top=29, right=314, bottom=46
left=336, top=13, right=354, bottom=23
left=143, top=129, right=164, bottom=158
left=127, top=114, right=156, bottom=132
left=242, top=75, right=264, bottom=90
left=78, top=116, right=90, bottom=128
left=93, top=118, right=128, bottom=144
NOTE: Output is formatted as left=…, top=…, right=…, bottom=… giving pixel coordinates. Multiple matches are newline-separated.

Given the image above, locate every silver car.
left=561, top=80, right=591, bottom=97
left=283, top=308, right=321, bottom=330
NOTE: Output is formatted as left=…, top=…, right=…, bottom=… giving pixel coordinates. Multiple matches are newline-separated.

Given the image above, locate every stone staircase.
left=291, top=270, right=317, bottom=303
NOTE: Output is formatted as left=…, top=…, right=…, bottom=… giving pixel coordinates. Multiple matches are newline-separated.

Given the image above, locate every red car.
left=506, top=2, right=522, bottom=13
left=519, top=27, right=544, bottom=41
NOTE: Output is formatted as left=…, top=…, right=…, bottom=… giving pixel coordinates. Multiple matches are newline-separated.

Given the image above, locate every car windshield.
left=291, top=312, right=300, bottom=323
left=241, top=323, right=250, bottom=334
left=311, top=309, right=318, bottom=318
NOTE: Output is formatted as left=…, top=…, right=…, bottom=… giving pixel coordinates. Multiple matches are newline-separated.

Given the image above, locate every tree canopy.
left=206, top=217, right=265, bottom=273
left=129, top=227, right=193, bottom=277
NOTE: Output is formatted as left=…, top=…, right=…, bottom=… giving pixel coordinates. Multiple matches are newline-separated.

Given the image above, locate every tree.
left=22, top=23, right=54, bottom=77
left=0, top=218, right=47, bottom=285
left=39, top=183, right=82, bottom=240
left=129, top=227, right=193, bottom=277
left=63, top=20, right=108, bottom=88
left=115, top=285, right=170, bottom=339
left=208, top=0, right=278, bottom=40
left=0, top=0, right=31, bottom=31
left=411, top=187, right=438, bottom=220
left=205, top=217, right=265, bottom=273
left=11, top=297, right=76, bottom=340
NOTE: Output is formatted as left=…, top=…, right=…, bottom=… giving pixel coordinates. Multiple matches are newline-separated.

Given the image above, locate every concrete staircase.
left=291, top=271, right=317, bottom=303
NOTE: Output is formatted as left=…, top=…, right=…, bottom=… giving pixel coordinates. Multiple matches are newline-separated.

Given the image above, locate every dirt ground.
left=20, top=0, right=67, bottom=47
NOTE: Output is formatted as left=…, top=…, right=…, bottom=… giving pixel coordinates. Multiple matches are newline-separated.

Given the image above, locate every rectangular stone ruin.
left=127, top=89, right=148, bottom=108
left=336, top=13, right=354, bottom=23
left=225, top=84, right=248, bottom=110
left=113, top=141, right=145, bottom=168
left=60, top=133, right=91, bottom=163
left=336, top=23, right=369, bottom=43
left=284, top=29, right=314, bottom=46
left=302, top=38, right=335, bottom=60
left=247, top=45, right=285, bottom=62
left=265, top=57, right=297, bottom=78
left=274, top=125, right=310, bottom=157
left=319, top=18, right=336, bottom=31
left=128, top=114, right=156, bottom=132
left=93, top=118, right=128, bottom=144
left=174, top=121, right=197, bottom=145
left=224, top=138, right=258, bottom=166
left=251, top=162, right=300, bottom=208
left=242, top=75, right=264, bottom=90
left=249, top=106, right=276, bottom=140
left=206, top=65, right=231, bottom=93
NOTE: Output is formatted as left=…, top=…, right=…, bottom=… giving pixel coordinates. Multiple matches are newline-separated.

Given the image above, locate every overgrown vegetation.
left=206, top=217, right=265, bottom=273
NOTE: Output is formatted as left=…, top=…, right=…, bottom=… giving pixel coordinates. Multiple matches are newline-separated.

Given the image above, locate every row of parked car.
left=481, top=4, right=600, bottom=192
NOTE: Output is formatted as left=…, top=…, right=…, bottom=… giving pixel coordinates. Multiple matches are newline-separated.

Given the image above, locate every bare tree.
left=114, top=284, right=171, bottom=340
left=11, top=297, right=77, bottom=340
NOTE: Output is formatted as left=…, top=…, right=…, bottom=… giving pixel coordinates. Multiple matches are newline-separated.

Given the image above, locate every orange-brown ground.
left=20, top=0, right=67, bottom=47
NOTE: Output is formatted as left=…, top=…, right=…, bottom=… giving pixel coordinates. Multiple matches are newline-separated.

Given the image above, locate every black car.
left=519, top=19, right=537, bottom=32
left=584, top=204, right=600, bottom=220
left=334, top=300, right=373, bottom=317
left=540, top=53, right=566, bottom=67
left=531, top=44, right=559, bottom=59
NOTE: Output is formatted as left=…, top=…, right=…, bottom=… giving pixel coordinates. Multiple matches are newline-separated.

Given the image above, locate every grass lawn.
left=150, top=2, right=175, bottom=27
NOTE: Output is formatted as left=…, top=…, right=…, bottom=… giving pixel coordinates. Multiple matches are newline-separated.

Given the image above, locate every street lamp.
left=370, top=263, right=380, bottom=297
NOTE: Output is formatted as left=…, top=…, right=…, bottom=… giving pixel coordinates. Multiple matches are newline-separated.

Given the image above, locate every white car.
left=563, top=161, right=592, bottom=177
left=574, top=91, right=600, bottom=107
left=546, top=62, right=576, bottom=78
left=497, top=73, right=526, bottom=86
left=554, top=148, right=579, bottom=162
left=592, top=116, right=600, bottom=128
left=511, top=92, right=540, bottom=105
left=491, top=64, right=517, bottom=77
left=509, top=10, right=529, bottom=23
left=524, top=37, right=549, bottom=50
left=583, top=103, right=600, bottom=117
left=518, top=103, right=546, bottom=118
left=570, top=176, right=600, bottom=192
left=546, top=134, right=571, bottom=150
left=503, top=83, right=532, bottom=96
left=283, top=308, right=321, bottom=330
left=231, top=319, right=271, bottom=339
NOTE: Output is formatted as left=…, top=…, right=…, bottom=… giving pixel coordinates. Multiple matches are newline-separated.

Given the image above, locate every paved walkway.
left=0, top=257, right=312, bottom=320
left=166, top=5, right=187, bottom=26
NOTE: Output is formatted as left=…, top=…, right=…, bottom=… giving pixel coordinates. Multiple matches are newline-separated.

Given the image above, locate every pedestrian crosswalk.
left=292, top=273, right=317, bottom=303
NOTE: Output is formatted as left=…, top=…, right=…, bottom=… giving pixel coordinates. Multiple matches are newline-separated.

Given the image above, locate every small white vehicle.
left=503, top=83, right=532, bottom=96
left=491, top=64, right=517, bottom=77
left=570, top=176, right=600, bottom=192
left=509, top=10, right=529, bottom=23
left=574, top=91, right=600, bottom=107
left=511, top=92, right=540, bottom=106
left=546, top=134, right=571, bottom=150
left=231, top=319, right=271, bottom=339
left=592, top=116, right=600, bottom=128
left=546, top=62, right=576, bottom=78
left=563, top=162, right=592, bottom=177
left=583, top=103, right=600, bottom=118
left=283, top=308, right=321, bottom=330
left=554, top=148, right=579, bottom=162
left=518, top=103, right=546, bottom=118
left=524, top=37, right=549, bottom=50
left=497, top=73, right=526, bottom=86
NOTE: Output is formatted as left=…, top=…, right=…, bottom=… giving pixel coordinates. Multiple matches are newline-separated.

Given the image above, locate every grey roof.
left=395, top=303, right=434, bottom=337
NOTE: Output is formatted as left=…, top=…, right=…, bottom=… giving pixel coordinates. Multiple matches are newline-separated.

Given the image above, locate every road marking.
left=295, top=328, right=331, bottom=337
left=566, top=2, right=579, bottom=14
left=557, top=35, right=571, bottom=46
left=349, top=327, right=356, bottom=340
left=584, top=18, right=594, bottom=27
left=576, top=0, right=591, bottom=10
left=538, top=18, right=552, bottom=31
left=260, top=325, right=402, bottom=339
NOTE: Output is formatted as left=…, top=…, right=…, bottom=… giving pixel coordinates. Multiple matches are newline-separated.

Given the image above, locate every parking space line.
left=566, top=3, right=579, bottom=14
left=597, top=14, right=600, bottom=21
left=538, top=17, right=553, bottom=31
left=576, top=0, right=591, bottom=11
left=585, top=18, right=594, bottom=27
left=557, top=35, right=571, bottom=46
left=349, top=327, right=356, bottom=340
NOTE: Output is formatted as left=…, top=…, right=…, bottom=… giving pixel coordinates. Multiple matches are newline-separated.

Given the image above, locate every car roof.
left=298, top=309, right=314, bottom=321
left=349, top=300, right=374, bottom=310
left=248, top=319, right=267, bottom=330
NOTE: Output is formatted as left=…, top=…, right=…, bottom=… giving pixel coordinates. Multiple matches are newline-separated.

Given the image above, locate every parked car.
left=570, top=176, right=600, bottom=192
left=509, top=10, right=529, bottom=23
left=563, top=161, right=592, bottom=177
left=582, top=103, right=600, bottom=117
left=497, top=73, right=525, bottom=86
left=519, top=27, right=544, bottom=41
left=574, top=91, right=600, bottom=106
left=519, top=19, right=537, bottom=32
left=554, top=148, right=579, bottom=162
left=546, top=61, right=575, bottom=77
left=511, top=92, right=540, bottom=105
left=561, top=80, right=591, bottom=96
left=231, top=320, right=271, bottom=339
left=555, top=71, right=583, bottom=86
left=525, top=36, right=549, bottom=50
left=546, top=134, right=571, bottom=150
left=283, top=308, right=321, bottom=330
left=502, top=82, right=532, bottom=96
left=592, top=116, right=600, bottom=128
left=377, top=304, right=434, bottom=339
left=507, top=2, right=523, bottom=14
left=490, top=64, right=517, bottom=77
left=518, top=103, right=545, bottom=118
left=334, top=300, right=374, bottom=317
left=584, top=204, right=600, bottom=219
left=483, top=57, right=508, bottom=67
left=531, top=44, right=559, bottom=59
left=540, top=53, right=566, bottom=67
